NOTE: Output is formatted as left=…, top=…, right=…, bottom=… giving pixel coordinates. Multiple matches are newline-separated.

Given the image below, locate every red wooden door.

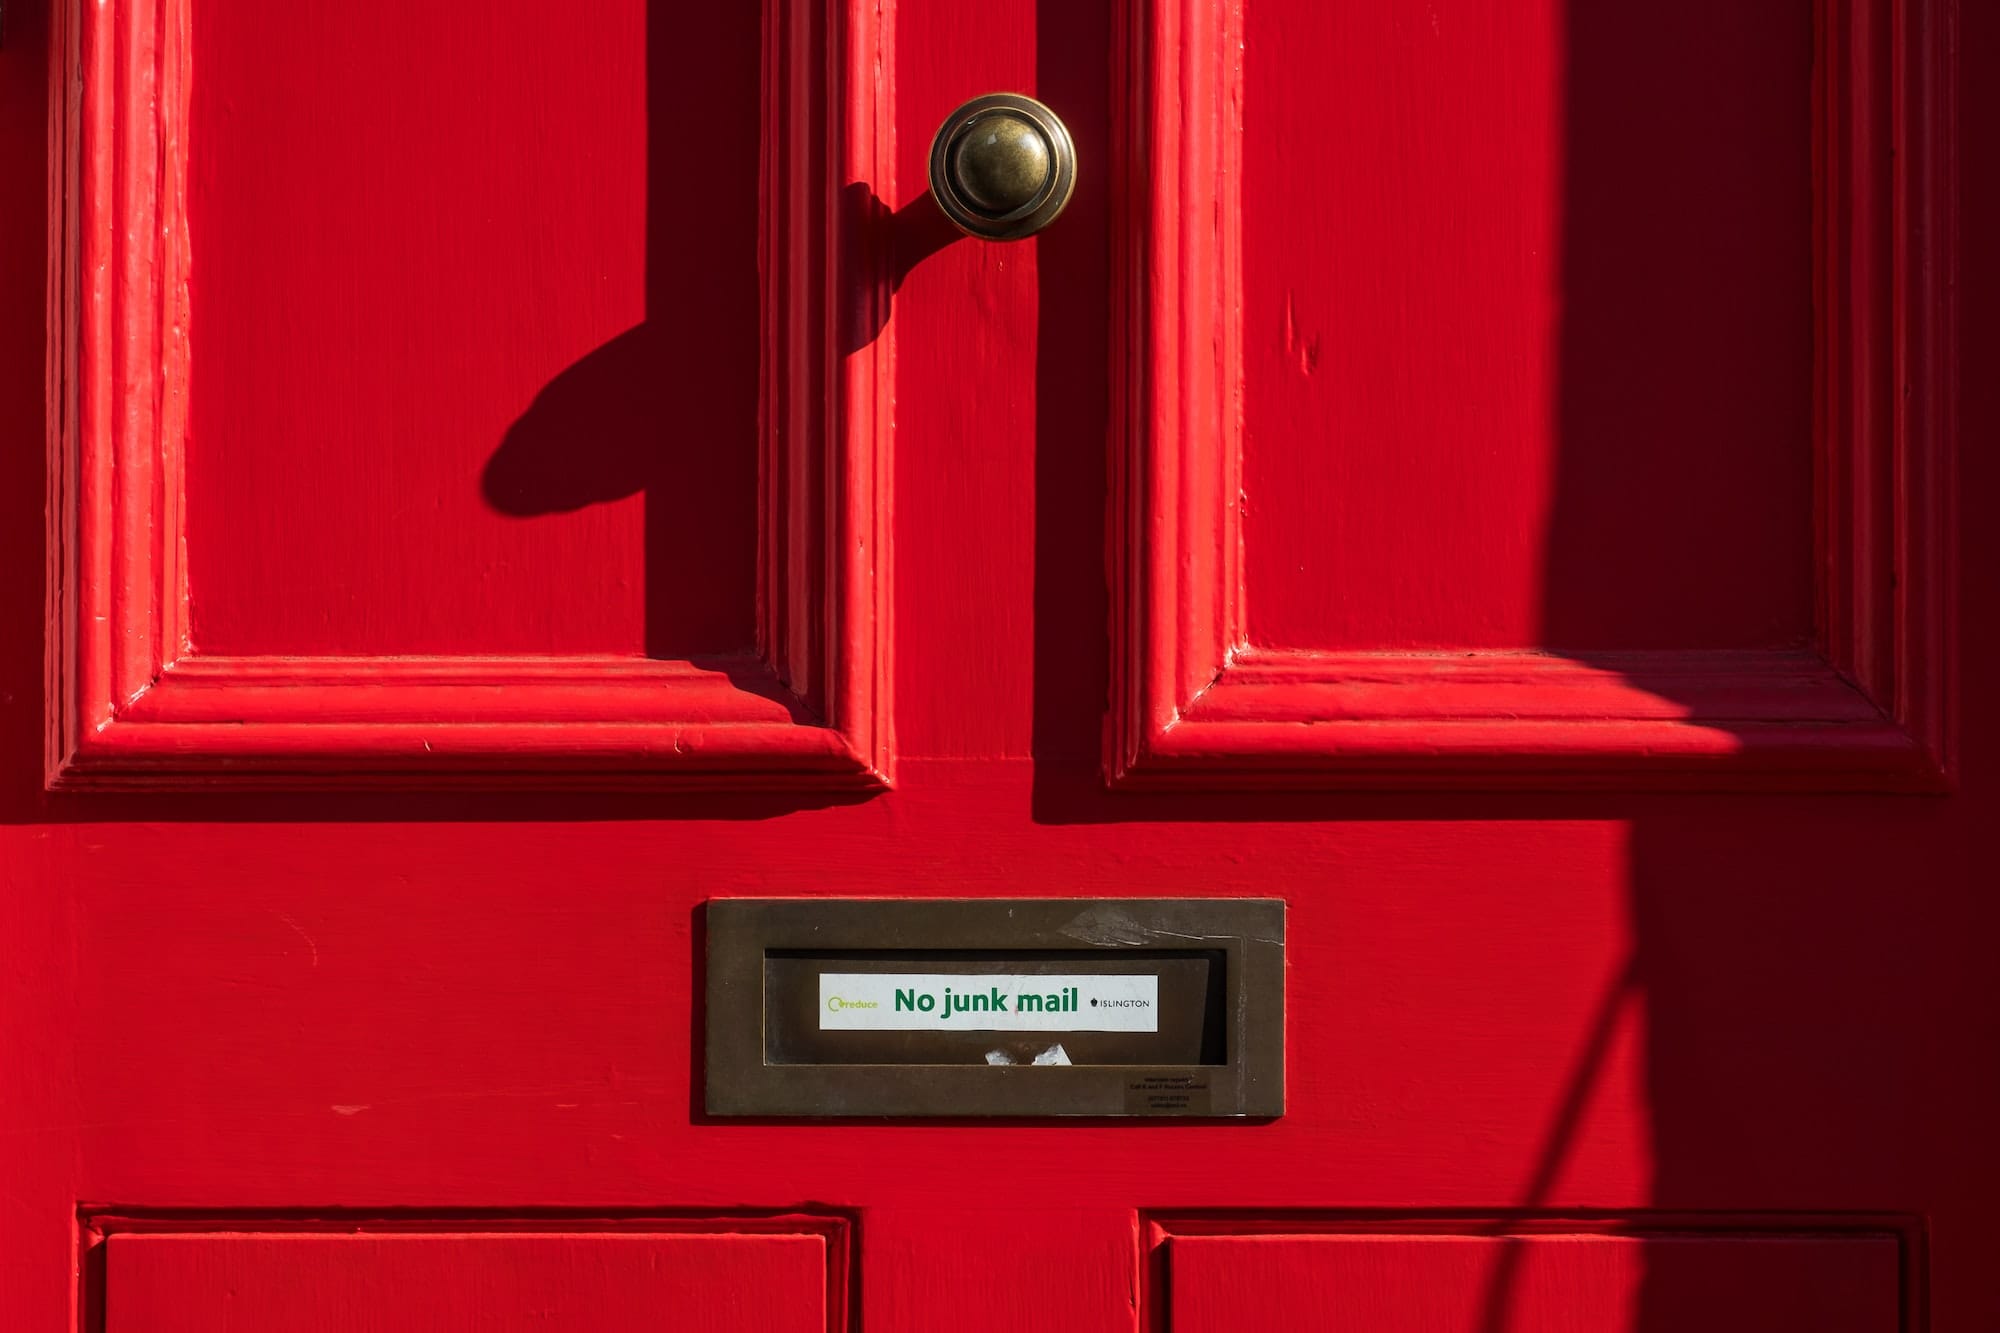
left=0, top=0, right=1987, bottom=1330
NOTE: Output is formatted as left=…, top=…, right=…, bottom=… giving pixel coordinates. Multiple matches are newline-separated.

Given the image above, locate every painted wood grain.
left=0, top=3, right=1989, bottom=1333
left=186, top=3, right=664, bottom=659
left=1242, top=2, right=1816, bottom=656
left=864, top=1209, right=1135, bottom=1333
left=47, top=0, right=892, bottom=788
left=1165, top=1231, right=1902, bottom=1333
left=102, top=1231, right=831, bottom=1333
left=1107, top=0, right=1954, bottom=789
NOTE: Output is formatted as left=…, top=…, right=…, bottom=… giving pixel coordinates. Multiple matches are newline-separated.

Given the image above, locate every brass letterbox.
left=704, top=898, right=1284, bottom=1117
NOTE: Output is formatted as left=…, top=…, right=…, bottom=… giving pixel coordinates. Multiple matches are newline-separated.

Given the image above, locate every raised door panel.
left=1167, top=1232, right=1904, bottom=1332
left=102, top=1230, right=834, bottom=1333
left=49, top=0, right=892, bottom=789
left=1109, top=0, right=1953, bottom=789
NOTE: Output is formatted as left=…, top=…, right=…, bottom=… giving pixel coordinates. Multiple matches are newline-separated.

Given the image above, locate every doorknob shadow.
left=838, top=183, right=964, bottom=355
left=478, top=1, right=761, bottom=662
left=481, top=193, right=954, bottom=658
left=483, top=324, right=669, bottom=518
left=479, top=313, right=757, bottom=660
left=891, top=191, right=965, bottom=288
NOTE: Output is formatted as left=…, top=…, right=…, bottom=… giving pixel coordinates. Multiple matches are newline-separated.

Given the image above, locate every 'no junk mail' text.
left=817, top=973, right=1160, bottom=1032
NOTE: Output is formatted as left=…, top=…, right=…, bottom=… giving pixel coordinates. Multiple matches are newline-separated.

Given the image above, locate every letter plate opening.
left=704, top=899, right=1284, bottom=1117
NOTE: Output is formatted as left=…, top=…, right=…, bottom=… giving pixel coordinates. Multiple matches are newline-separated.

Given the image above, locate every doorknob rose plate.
left=928, top=93, right=1076, bottom=241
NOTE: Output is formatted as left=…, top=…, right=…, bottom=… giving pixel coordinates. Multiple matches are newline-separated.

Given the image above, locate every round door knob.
left=929, top=93, right=1076, bottom=241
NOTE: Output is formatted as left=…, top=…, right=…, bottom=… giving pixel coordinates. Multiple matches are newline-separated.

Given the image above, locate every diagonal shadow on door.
left=481, top=1, right=956, bottom=664
left=1021, top=4, right=1966, bottom=1333
left=479, top=2, right=761, bottom=663
left=1538, top=5, right=1959, bottom=1332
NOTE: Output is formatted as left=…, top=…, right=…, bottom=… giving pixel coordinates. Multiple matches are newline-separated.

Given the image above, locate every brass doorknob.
left=928, top=93, right=1076, bottom=241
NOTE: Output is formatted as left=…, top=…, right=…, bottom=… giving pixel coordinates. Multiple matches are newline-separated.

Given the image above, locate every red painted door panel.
left=0, top=0, right=1988, bottom=1330
left=185, top=2, right=757, bottom=661
left=1241, top=1, right=1816, bottom=654
left=104, top=1232, right=829, bottom=1333
left=1168, top=1232, right=1903, bottom=1333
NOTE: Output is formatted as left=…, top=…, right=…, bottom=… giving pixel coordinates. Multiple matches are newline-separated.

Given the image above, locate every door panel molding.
left=1108, top=0, right=1956, bottom=790
left=1141, top=1214, right=1919, bottom=1333
left=80, top=1212, right=854, bottom=1333
left=47, top=0, right=893, bottom=790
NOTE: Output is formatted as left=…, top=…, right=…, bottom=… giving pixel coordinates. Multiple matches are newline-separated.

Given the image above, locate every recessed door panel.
left=1168, top=1232, right=1902, bottom=1333
left=1108, top=0, right=1949, bottom=789
left=189, top=2, right=707, bottom=659
left=1241, top=2, right=1816, bottom=655
left=50, top=0, right=891, bottom=788
left=103, top=1231, right=830, bottom=1333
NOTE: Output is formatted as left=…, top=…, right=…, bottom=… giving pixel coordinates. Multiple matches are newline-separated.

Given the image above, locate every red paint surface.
left=0, top=1, right=1988, bottom=1332
left=48, top=0, right=891, bottom=787
left=1109, top=0, right=1948, bottom=789
left=1167, top=1231, right=1903, bottom=1332
left=104, top=1231, right=831, bottom=1333
left=1242, top=2, right=1817, bottom=653
left=186, top=1, right=759, bottom=659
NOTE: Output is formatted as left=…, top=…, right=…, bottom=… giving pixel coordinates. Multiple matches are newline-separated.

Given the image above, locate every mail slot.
left=704, top=899, right=1284, bottom=1117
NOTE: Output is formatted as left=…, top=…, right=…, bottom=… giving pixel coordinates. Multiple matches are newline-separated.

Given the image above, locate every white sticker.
left=818, top=973, right=1159, bottom=1033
